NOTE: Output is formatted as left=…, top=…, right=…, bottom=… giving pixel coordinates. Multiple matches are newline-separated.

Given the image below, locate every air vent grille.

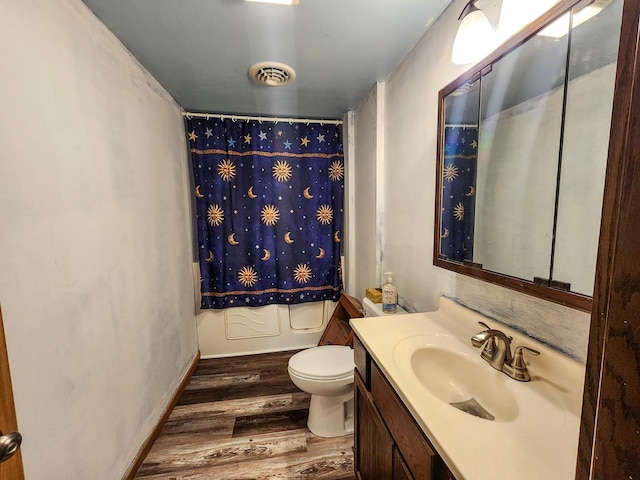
left=249, top=62, right=296, bottom=87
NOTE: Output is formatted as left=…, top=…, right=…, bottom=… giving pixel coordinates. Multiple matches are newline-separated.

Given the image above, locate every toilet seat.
left=288, top=345, right=354, bottom=381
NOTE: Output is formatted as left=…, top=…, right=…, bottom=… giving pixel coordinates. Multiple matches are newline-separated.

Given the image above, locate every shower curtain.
left=186, top=116, right=344, bottom=309
left=441, top=125, right=478, bottom=263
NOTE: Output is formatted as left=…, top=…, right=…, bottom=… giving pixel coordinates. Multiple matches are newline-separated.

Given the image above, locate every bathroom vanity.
left=353, top=333, right=455, bottom=480
left=350, top=297, right=585, bottom=480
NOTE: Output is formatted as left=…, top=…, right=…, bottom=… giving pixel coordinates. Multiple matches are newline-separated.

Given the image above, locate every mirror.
left=435, top=0, right=623, bottom=311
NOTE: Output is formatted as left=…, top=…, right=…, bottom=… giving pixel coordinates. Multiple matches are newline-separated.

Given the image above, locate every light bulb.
left=452, top=7, right=496, bottom=65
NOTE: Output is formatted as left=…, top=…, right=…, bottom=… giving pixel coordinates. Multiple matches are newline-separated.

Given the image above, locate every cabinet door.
left=318, top=318, right=347, bottom=345
left=354, top=371, right=394, bottom=479
left=393, top=448, right=414, bottom=480
left=371, top=363, right=437, bottom=480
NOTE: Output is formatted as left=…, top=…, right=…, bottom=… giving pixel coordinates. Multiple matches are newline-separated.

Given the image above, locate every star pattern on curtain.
left=187, top=117, right=344, bottom=309
left=441, top=125, right=478, bottom=262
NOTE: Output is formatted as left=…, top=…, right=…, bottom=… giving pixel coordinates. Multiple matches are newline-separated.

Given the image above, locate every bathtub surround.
left=196, top=300, right=335, bottom=358
left=0, top=0, right=198, bottom=478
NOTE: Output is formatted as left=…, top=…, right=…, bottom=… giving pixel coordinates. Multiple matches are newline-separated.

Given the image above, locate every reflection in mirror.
left=435, top=0, right=625, bottom=310
left=553, top=0, right=623, bottom=296
left=441, top=78, right=480, bottom=263
left=474, top=13, right=570, bottom=281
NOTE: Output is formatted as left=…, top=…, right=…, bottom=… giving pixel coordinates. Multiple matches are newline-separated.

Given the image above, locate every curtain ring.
left=245, top=116, right=250, bottom=123
left=232, top=115, right=237, bottom=123
left=320, top=121, right=324, bottom=126
left=220, top=114, right=225, bottom=121
left=258, top=117, right=263, bottom=124
left=185, top=114, right=192, bottom=120
left=205, top=114, right=210, bottom=120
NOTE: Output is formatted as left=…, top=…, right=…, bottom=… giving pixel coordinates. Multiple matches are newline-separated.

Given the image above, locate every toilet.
left=362, top=297, right=408, bottom=317
left=288, top=345, right=355, bottom=437
left=288, top=297, right=409, bottom=437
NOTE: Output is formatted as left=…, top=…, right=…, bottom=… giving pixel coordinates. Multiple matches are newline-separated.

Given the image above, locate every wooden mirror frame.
left=434, top=0, right=596, bottom=313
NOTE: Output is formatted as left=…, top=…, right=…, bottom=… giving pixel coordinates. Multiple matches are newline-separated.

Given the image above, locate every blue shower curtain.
left=187, top=116, right=344, bottom=309
left=440, top=125, right=478, bottom=262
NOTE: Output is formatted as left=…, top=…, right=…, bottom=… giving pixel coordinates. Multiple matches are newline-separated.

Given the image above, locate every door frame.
left=576, top=0, right=640, bottom=477
left=0, top=306, right=25, bottom=480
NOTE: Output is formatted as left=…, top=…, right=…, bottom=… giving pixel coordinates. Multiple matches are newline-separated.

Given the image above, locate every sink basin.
left=410, top=346, right=519, bottom=422
left=394, top=336, right=519, bottom=422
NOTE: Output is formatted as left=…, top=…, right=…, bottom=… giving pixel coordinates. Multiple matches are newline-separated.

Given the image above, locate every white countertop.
left=350, top=297, right=585, bottom=480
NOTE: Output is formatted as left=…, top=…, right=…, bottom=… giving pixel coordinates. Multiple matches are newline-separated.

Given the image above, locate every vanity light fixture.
left=451, top=0, right=496, bottom=65
left=246, top=0, right=299, bottom=5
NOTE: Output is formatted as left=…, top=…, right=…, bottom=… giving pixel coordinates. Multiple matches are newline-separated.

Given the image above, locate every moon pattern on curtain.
left=441, top=125, right=478, bottom=263
left=186, top=117, right=344, bottom=309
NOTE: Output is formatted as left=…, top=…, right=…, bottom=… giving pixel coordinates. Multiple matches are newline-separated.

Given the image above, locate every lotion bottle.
left=382, top=272, right=398, bottom=314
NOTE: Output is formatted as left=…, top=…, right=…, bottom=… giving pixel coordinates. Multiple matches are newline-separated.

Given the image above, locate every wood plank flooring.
left=135, top=350, right=355, bottom=479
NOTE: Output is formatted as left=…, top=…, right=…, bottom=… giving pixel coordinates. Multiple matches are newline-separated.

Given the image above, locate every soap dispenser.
left=382, top=272, right=398, bottom=314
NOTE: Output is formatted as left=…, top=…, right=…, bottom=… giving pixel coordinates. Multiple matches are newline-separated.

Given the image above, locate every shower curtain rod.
left=182, top=111, right=343, bottom=126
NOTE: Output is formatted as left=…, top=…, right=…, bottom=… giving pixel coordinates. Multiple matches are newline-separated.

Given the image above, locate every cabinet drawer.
left=353, top=334, right=370, bottom=388
left=371, top=362, right=437, bottom=480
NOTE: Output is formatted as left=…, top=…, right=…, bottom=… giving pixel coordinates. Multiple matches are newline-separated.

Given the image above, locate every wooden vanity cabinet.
left=353, top=335, right=456, bottom=480
left=354, top=371, right=394, bottom=478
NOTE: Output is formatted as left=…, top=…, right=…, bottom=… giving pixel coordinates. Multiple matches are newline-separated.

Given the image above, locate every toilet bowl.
left=288, top=345, right=355, bottom=437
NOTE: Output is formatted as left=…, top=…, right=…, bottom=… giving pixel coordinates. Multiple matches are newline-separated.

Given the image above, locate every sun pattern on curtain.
left=186, top=116, right=344, bottom=309
left=440, top=125, right=478, bottom=262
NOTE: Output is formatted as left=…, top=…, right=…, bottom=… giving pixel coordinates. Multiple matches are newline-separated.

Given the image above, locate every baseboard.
left=123, top=350, right=201, bottom=480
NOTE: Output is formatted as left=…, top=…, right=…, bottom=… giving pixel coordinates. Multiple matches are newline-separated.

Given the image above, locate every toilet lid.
left=288, top=346, right=354, bottom=380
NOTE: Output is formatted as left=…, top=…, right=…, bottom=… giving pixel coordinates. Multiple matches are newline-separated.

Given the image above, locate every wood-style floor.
left=135, top=350, right=355, bottom=479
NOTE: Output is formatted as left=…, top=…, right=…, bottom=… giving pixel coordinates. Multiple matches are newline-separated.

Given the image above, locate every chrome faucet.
left=470, top=322, right=541, bottom=381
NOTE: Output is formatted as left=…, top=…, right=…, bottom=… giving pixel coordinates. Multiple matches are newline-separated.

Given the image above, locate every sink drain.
left=449, top=398, right=495, bottom=421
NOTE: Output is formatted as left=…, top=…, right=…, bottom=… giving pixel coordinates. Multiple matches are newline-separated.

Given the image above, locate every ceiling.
left=79, top=0, right=454, bottom=120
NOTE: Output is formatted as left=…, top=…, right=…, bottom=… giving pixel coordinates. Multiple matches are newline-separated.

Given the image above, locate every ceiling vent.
left=249, top=62, right=296, bottom=87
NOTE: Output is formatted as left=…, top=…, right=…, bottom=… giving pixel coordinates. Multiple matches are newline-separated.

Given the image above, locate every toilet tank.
left=362, top=297, right=408, bottom=317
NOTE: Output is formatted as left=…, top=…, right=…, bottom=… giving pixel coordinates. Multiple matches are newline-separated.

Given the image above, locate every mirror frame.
left=434, top=0, right=596, bottom=312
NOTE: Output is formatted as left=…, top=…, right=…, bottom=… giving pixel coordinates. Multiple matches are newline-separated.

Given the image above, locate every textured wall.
left=0, top=0, right=198, bottom=478
left=349, top=86, right=382, bottom=300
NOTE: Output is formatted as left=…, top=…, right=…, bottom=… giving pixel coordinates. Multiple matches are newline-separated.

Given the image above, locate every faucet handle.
left=515, top=346, right=540, bottom=357
left=504, top=346, right=541, bottom=382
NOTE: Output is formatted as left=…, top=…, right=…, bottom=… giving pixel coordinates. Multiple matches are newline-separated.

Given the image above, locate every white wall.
left=349, top=85, right=382, bottom=299
left=0, top=1, right=198, bottom=478
left=352, top=0, right=591, bottom=361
